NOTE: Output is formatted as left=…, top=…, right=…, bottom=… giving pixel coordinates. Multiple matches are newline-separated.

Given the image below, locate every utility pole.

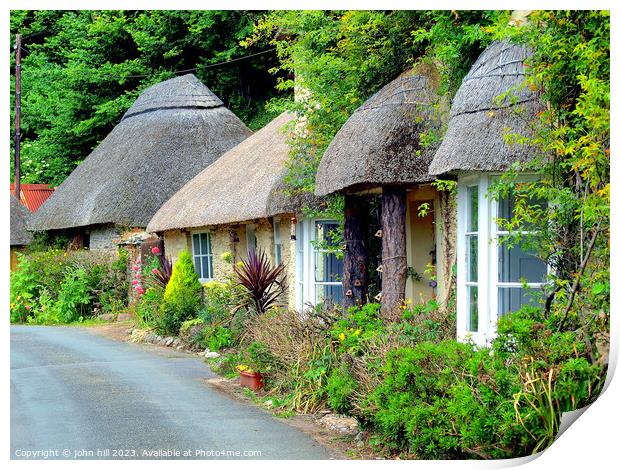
left=14, top=33, right=21, bottom=202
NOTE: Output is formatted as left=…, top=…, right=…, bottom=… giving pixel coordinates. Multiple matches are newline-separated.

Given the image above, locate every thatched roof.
left=314, top=68, right=445, bottom=197
left=429, top=40, right=543, bottom=175
left=147, top=112, right=302, bottom=232
left=11, top=196, right=32, bottom=246
left=29, top=74, right=252, bottom=231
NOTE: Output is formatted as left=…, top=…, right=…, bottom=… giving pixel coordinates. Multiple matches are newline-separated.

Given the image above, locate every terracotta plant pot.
left=239, top=370, right=264, bottom=391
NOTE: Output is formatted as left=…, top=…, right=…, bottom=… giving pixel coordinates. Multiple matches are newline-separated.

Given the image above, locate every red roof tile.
left=10, top=183, right=55, bottom=213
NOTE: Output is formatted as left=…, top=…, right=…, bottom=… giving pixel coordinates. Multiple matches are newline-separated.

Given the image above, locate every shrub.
left=330, top=303, right=384, bottom=355
left=326, top=366, right=357, bottom=414
left=137, top=286, right=164, bottom=328
left=180, top=317, right=205, bottom=338
left=246, top=340, right=277, bottom=374
left=10, top=253, right=39, bottom=323
left=159, top=250, right=203, bottom=335
left=198, top=325, right=232, bottom=351
left=53, top=268, right=93, bottom=323
left=10, top=248, right=128, bottom=324
left=199, top=280, right=238, bottom=324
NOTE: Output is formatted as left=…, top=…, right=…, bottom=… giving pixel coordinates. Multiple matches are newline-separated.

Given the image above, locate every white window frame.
left=273, top=217, right=282, bottom=266
left=191, top=231, right=214, bottom=282
left=295, top=218, right=343, bottom=311
left=457, top=173, right=547, bottom=345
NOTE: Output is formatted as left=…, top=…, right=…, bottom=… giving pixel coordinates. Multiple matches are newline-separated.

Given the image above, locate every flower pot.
left=239, top=370, right=264, bottom=391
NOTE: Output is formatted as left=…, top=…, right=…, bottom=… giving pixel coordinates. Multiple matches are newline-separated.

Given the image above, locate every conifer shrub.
left=159, top=250, right=203, bottom=335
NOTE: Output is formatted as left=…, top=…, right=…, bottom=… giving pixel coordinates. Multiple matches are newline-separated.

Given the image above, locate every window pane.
left=194, top=256, right=203, bottom=279
left=315, top=251, right=343, bottom=283
left=315, top=284, right=343, bottom=305
left=315, top=221, right=338, bottom=244
left=275, top=245, right=282, bottom=266
left=204, top=255, right=213, bottom=279
left=498, top=240, right=547, bottom=283
left=192, top=234, right=200, bottom=255
left=498, top=190, right=546, bottom=230
left=468, top=286, right=478, bottom=332
left=498, top=287, right=542, bottom=317
left=468, top=186, right=478, bottom=232
left=200, top=233, right=210, bottom=255
left=467, top=236, right=478, bottom=282
left=498, top=191, right=514, bottom=222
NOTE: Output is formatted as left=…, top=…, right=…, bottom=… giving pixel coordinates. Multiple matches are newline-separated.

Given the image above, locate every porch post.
left=381, top=186, right=407, bottom=321
left=342, top=195, right=370, bottom=309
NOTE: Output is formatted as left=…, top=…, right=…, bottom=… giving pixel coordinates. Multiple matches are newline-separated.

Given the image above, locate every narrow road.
left=10, top=325, right=332, bottom=460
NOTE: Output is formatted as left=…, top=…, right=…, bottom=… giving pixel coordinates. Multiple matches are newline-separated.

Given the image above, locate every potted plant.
left=236, top=341, right=274, bottom=391
left=236, top=365, right=265, bottom=391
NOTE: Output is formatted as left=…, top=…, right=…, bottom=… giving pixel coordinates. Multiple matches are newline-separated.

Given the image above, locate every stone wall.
left=88, top=225, right=120, bottom=251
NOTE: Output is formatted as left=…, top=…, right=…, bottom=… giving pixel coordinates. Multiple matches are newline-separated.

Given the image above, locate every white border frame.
left=190, top=230, right=214, bottom=283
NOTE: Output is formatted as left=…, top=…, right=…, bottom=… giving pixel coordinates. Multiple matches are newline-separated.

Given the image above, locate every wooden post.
left=380, top=186, right=407, bottom=321
left=342, top=195, right=370, bottom=309
left=14, top=33, right=22, bottom=201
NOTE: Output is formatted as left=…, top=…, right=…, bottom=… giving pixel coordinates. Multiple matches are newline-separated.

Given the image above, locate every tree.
left=10, top=10, right=286, bottom=185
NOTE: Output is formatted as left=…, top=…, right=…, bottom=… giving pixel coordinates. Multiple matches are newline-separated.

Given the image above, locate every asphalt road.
left=10, top=325, right=332, bottom=460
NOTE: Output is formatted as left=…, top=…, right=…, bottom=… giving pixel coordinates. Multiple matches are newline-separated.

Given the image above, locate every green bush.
left=368, top=341, right=517, bottom=459
left=137, top=286, right=164, bottom=328
left=198, top=325, right=232, bottom=351
left=326, top=366, right=357, bottom=414
left=246, top=340, right=277, bottom=373
left=159, top=250, right=203, bottom=335
left=53, top=268, right=92, bottom=323
left=10, top=248, right=128, bottom=324
left=330, top=303, right=384, bottom=355
left=199, top=280, right=238, bottom=324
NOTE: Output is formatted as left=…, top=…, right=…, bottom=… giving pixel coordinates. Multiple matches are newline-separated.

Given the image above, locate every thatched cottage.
left=147, top=112, right=342, bottom=310
left=28, top=74, right=252, bottom=252
left=315, top=68, right=453, bottom=319
left=10, top=196, right=32, bottom=270
left=428, top=40, right=547, bottom=344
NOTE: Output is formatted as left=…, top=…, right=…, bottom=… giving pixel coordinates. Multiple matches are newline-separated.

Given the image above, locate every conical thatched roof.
left=29, top=74, right=252, bottom=231
left=11, top=196, right=32, bottom=246
left=429, top=41, right=543, bottom=175
left=147, top=112, right=300, bottom=232
left=314, top=68, right=445, bottom=197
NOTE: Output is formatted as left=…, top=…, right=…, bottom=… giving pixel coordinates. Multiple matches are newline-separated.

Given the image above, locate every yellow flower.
left=354, top=329, right=361, bottom=336
left=339, top=333, right=346, bottom=341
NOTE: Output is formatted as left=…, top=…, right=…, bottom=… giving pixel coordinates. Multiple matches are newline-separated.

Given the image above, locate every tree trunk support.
left=342, top=195, right=370, bottom=309
left=381, top=186, right=407, bottom=321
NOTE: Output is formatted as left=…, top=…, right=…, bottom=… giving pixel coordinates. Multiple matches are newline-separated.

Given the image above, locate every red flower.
left=151, top=246, right=161, bottom=255
left=136, top=287, right=145, bottom=295
left=25, top=305, right=31, bottom=311
left=152, top=268, right=159, bottom=275
left=132, top=265, right=140, bottom=271
left=132, top=280, right=139, bottom=285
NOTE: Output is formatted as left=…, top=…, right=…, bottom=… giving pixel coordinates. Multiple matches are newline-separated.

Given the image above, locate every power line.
left=11, top=43, right=277, bottom=80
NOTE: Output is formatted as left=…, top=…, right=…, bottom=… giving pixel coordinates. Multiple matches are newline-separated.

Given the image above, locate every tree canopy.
left=10, top=10, right=285, bottom=185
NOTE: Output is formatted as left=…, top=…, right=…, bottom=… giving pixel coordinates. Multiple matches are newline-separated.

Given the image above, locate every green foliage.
left=159, top=250, right=203, bottom=335
left=330, top=303, right=384, bottom=355
left=53, top=268, right=92, bottom=323
left=197, top=325, right=232, bottom=352
left=326, top=366, right=357, bottom=414
left=246, top=341, right=276, bottom=374
left=136, top=286, right=164, bottom=328
left=199, top=280, right=239, bottom=324
left=10, top=10, right=285, bottom=185
left=10, top=248, right=128, bottom=325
